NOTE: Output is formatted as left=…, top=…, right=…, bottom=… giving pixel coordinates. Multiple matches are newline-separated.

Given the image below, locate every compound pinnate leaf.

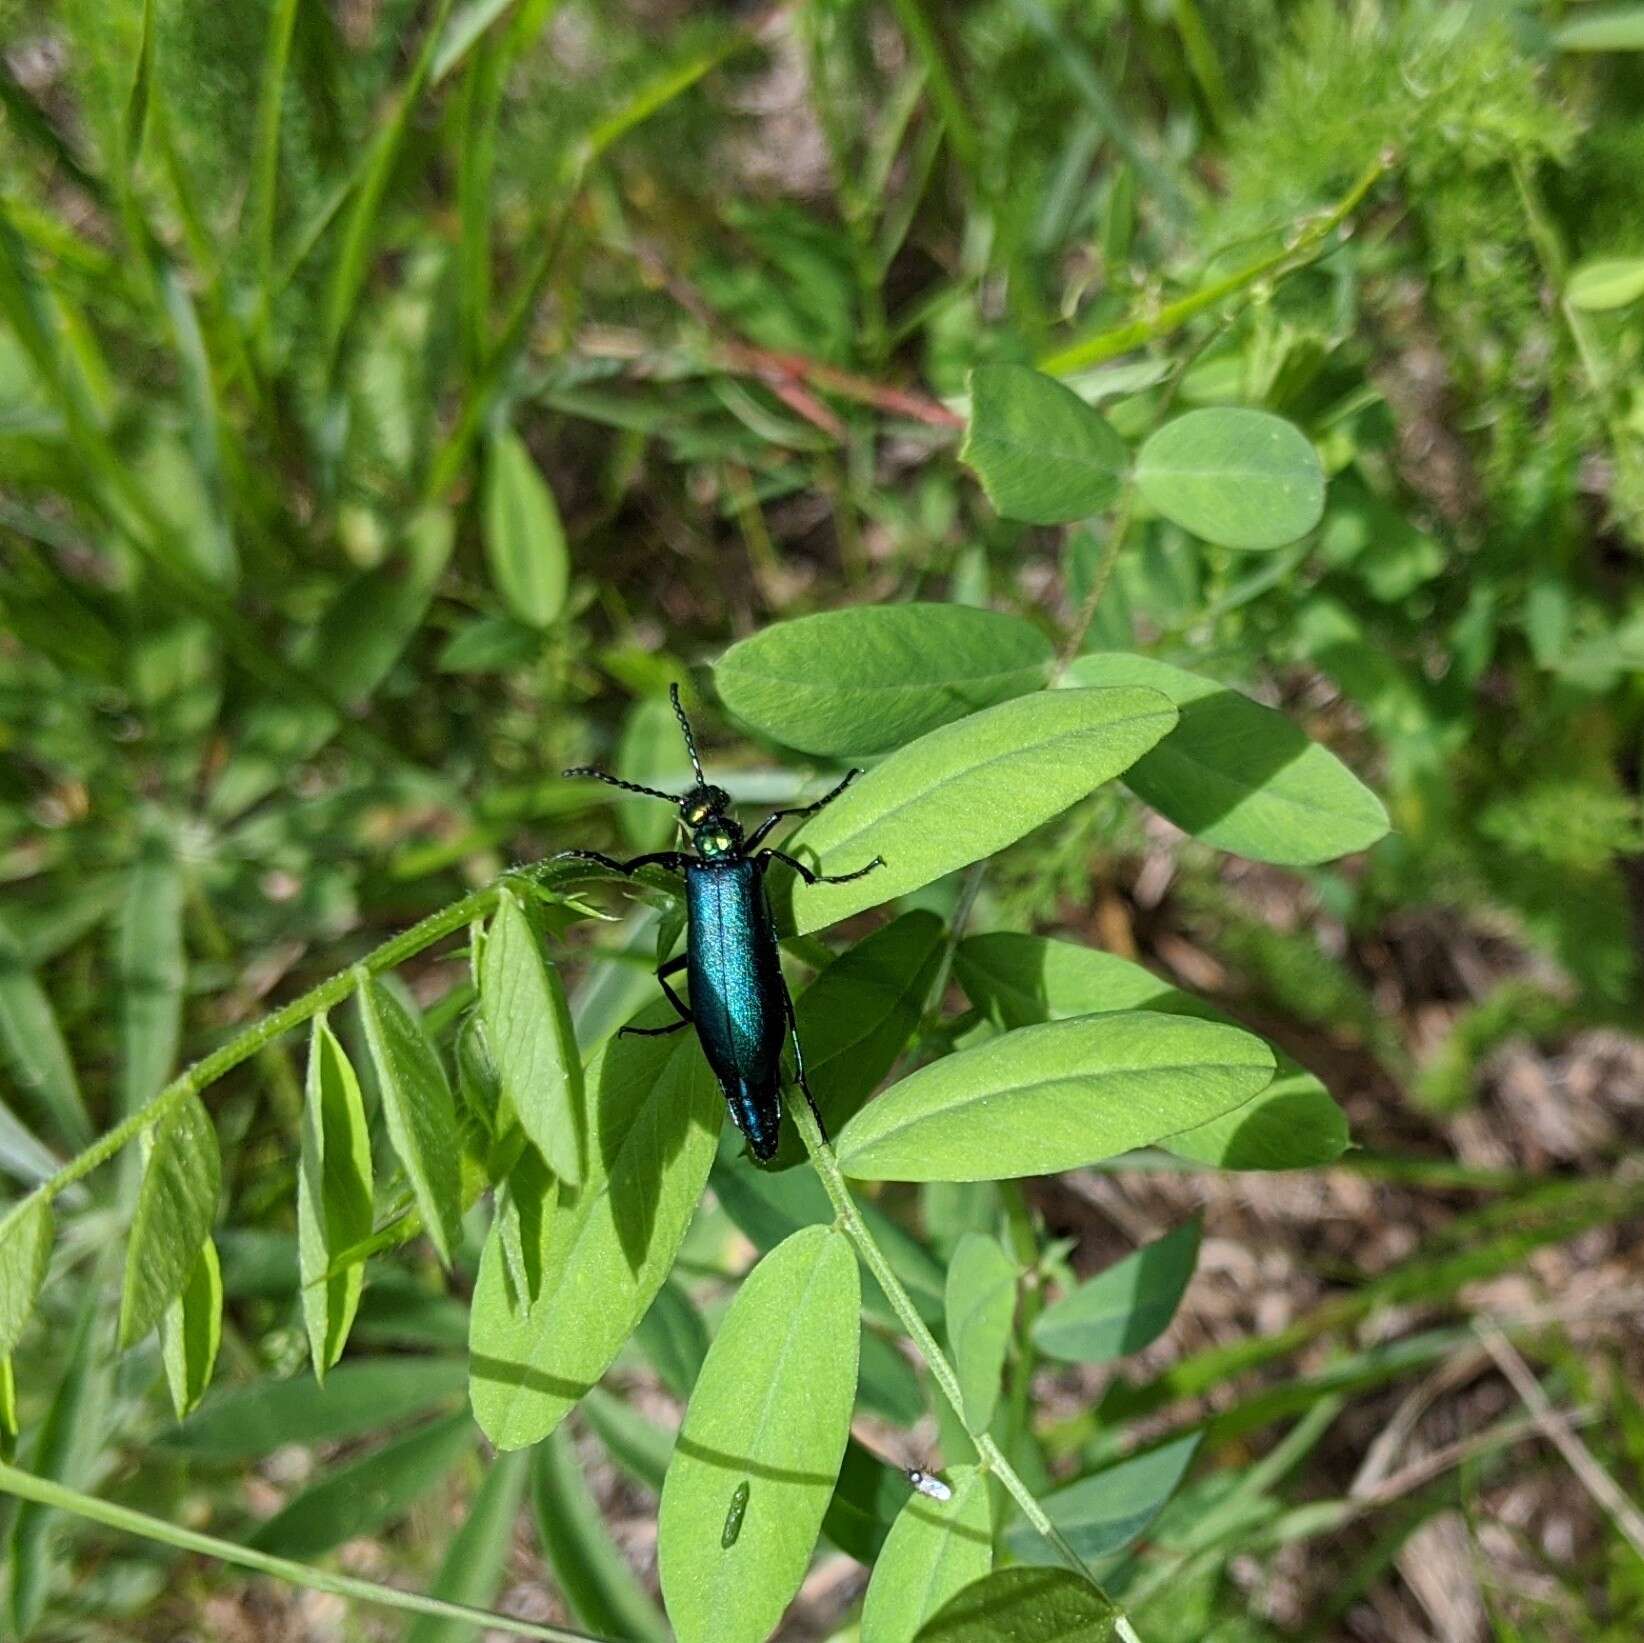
left=1135, top=408, right=1324, bottom=550
left=862, top=1466, right=992, bottom=1643
left=0, top=1193, right=53, bottom=1357
left=1064, top=653, right=1388, bottom=864
left=838, top=1012, right=1274, bottom=1183
left=913, top=1567, right=1120, bottom=1641
left=714, top=604, right=1054, bottom=757
left=298, top=1015, right=373, bottom=1378
left=945, top=1234, right=1016, bottom=1432
left=481, top=887, right=584, bottom=1183
left=484, top=427, right=567, bottom=628
left=768, top=688, right=1177, bottom=936
left=961, top=364, right=1130, bottom=524
left=658, top=1225, right=859, bottom=1643
left=357, top=975, right=463, bottom=1265
left=1032, top=1220, right=1200, bottom=1365
left=119, top=1094, right=221, bottom=1349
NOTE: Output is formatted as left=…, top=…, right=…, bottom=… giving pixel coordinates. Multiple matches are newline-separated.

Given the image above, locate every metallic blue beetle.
left=556, top=685, right=884, bottom=1161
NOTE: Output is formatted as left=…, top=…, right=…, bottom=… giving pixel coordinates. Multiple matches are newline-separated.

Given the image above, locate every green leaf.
left=0, top=919, right=91, bottom=1149
left=859, top=1328, right=926, bottom=1426
left=714, top=605, right=1055, bottom=757
left=117, top=831, right=186, bottom=1114
left=862, top=1466, right=993, bottom=1643
left=532, top=1428, right=671, bottom=1643
left=484, top=427, right=568, bottom=628
left=825, top=1439, right=907, bottom=1564
left=469, top=1004, right=722, bottom=1449
left=836, top=1012, right=1274, bottom=1182
left=658, top=1225, right=860, bottom=1643
left=1566, top=256, right=1644, bottom=310
left=119, top=1094, right=221, bottom=1349
left=163, top=1358, right=469, bottom=1459
left=945, top=1234, right=1016, bottom=1431
left=768, top=911, right=948, bottom=1170
left=914, top=1567, right=1119, bottom=1641
left=1006, top=1434, right=1200, bottom=1564
left=160, top=1237, right=222, bottom=1419
left=954, top=931, right=1350, bottom=1170
left=1134, top=408, right=1324, bottom=550
left=249, top=1410, right=475, bottom=1559
left=767, top=688, right=1178, bottom=936
left=583, top=1385, right=673, bottom=1491
left=0, top=1193, right=53, bottom=1356
left=961, top=364, right=1130, bottom=524
left=298, top=1015, right=373, bottom=1379
left=494, top=1145, right=559, bottom=1313
left=480, top=888, right=584, bottom=1183
left=635, top=1277, right=710, bottom=1401
left=0, top=1355, right=16, bottom=1460
left=357, top=974, right=464, bottom=1265
left=1553, top=8, right=1644, bottom=51
left=1063, top=653, right=1387, bottom=865
left=1032, top=1220, right=1200, bottom=1365
left=405, top=1448, right=530, bottom=1643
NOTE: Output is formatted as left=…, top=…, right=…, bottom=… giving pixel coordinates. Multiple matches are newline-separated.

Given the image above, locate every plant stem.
left=0, top=1461, right=605, bottom=1643
left=789, top=1096, right=1114, bottom=1598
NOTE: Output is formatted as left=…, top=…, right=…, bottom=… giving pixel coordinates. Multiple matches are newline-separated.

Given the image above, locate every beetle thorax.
left=692, top=815, right=742, bottom=860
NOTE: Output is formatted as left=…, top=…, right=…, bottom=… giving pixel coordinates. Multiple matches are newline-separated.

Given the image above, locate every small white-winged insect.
left=905, top=1468, right=952, bottom=1502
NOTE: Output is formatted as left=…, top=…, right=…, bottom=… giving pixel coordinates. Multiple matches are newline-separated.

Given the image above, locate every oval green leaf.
left=1064, top=653, right=1388, bottom=864
left=714, top=605, right=1055, bottom=757
left=945, top=1234, right=1016, bottom=1432
left=1032, top=1219, right=1200, bottom=1365
left=1554, top=9, right=1644, bottom=50
left=0, top=1193, right=53, bottom=1357
left=357, top=974, right=464, bottom=1265
left=119, top=1093, right=221, bottom=1349
left=835, top=1012, right=1275, bottom=1183
left=862, top=1466, right=993, bottom=1643
left=484, top=427, right=568, bottom=628
left=481, top=887, right=585, bottom=1183
left=1567, top=256, right=1644, bottom=311
left=767, top=688, right=1178, bottom=936
left=469, top=1004, right=722, bottom=1450
left=658, top=1224, right=860, bottom=1643
left=961, top=364, right=1131, bottom=524
left=161, top=1236, right=222, bottom=1419
left=914, top=1567, right=1120, bottom=1641
left=298, top=1015, right=373, bottom=1378
left=1134, top=408, right=1324, bottom=550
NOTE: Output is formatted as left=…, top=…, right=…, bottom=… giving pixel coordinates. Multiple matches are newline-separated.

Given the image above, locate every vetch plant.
left=0, top=378, right=1388, bottom=1642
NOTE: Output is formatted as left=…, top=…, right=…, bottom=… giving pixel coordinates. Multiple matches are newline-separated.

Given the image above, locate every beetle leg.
left=620, top=952, right=694, bottom=1037
left=756, top=847, right=886, bottom=886
left=744, top=768, right=863, bottom=850
left=552, top=848, right=690, bottom=876
left=780, top=979, right=829, bottom=1145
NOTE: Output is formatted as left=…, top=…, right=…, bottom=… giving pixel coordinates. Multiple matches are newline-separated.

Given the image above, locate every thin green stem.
left=0, top=1461, right=605, bottom=1643
left=789, top=1096, right=1114, bottom=1597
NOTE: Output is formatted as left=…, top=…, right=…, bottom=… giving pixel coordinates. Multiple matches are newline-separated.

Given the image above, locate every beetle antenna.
left=669, top=683, right=706, bottom=785
left=562, top=767, right=677, bottom=804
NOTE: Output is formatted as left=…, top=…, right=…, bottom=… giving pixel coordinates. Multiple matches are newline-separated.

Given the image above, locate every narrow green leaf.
left=298, top=1015, right=373, bottom=1378
left=1032, top=1220, right=1200, bottom=1365
left=1005, top=1434, right=1200, bottom=1564
left=862, top=1466, right=992, bottom=1643
left=0, top=1355, right=16, bottom=1460
left=635, top=1277, right=709, bottom=1401
left=1134, top=408, right=1324, bottom=550
left=161, top=1237, right=222, bottom=1419
left=714, top=605, right=1055, bottom=756
left=582, top=1386, right=672, bottom=1491
left=767, top=688, right=1178, bottom=936
left=859, top=1329, right=926, bottom=1426
left=249, top=1411, right=474, bottom=1559
left=357, top=975, right=463, bottom=1265
left=837, top=1013, right=1274, bottom=1182
left=658, top=1225, right=860, bottom=1643
left=913, top=1567, right=1120, bottom=1641
left=768, top=911, right=947, bottom=1170
left=119, top=1094, right=221, bottom=1349
left=532, top=1428, right=671, bottom=1643
left=0, top=1193, right=53, bottom=1356
left=1063, top=653, right=1388, bottom=864
left=121, top=0, right=156, bottom=169
left=953, top=932, right=1350, bottom=1170
left=1566, top=256, right=1644, bottom=310
left=163, top=1358, right=469, bottom=1459
left=0, top=920, right=91, bottom=1149
left=405, top=1447, right=530, bottom=1643
left=945, top=1234, right=1016, bottom=1432
left=961, top=364, right=1130, bottom=524
left=1553, top=8, right=1644, bottom=50
left=469, top=1004, right=722, bottom=1449
left=481, top=888, right=583, bottom=1183
left=117, top=833, right=185, bottom=1115
left=824, top=1439, right=906, bottom=1564
left=484, top=428, right=568, bottom=628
